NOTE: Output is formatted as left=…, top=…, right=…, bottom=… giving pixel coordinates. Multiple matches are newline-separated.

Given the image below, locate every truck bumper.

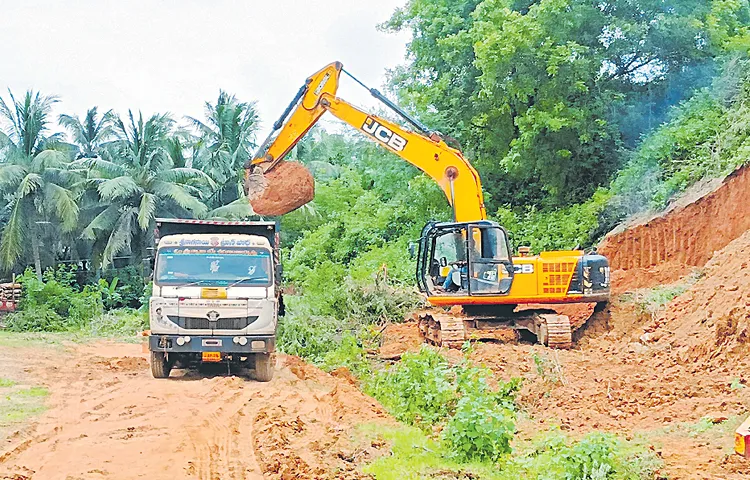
left=149, top=335, right=275, bottom=354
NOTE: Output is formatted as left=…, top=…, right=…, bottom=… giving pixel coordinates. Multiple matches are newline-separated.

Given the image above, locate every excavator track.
left=537, top=314, right=573, bottom=349
left=416, top=310, right=572, bottom=350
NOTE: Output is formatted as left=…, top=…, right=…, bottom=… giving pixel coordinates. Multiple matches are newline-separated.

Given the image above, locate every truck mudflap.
left=148, top=335, right=275, bottom=354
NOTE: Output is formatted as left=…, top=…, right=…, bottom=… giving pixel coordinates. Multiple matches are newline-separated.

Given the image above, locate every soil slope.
left=599, top=164, right=750, bottom=291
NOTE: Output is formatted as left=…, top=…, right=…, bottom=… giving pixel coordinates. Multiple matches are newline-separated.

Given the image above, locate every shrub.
left=13, top=266, right=103, bottom=331
left=441, top=393, right=516, bottom=462
left=366, top=347, right=456, bottom=426
left=276, top=310, right=339, bottom=363
left=4, top=306, right=66, bottom=332
left=366, top=348, right=520, bottom=430
left=321, top=333, right=371, bottom=378
left=495, top=189, right=613, bottom=253
left=512, top=430, right=662, bottom=479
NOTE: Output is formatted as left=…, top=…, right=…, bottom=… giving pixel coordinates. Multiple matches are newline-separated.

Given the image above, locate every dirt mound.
left=644, top=229, right=750, bottom=368
left=465, top=231, right=750, bottom=478
left=599, top=164, right=750, bottom=290
left=84, top=355, right=149, bottom=372
left=379, top=321, right=423, bottom=360
left=245, top=160, right=314, bottom=216
left=253, top=356, right=390, bottom=479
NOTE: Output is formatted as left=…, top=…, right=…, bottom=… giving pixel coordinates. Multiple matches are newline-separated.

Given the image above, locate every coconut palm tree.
left=82, top=110, right=215, bottom=268
left=0, top=90, right=81, bottom=277
left=58, top=107, right=114, bottom=159
left=188, top=91, right=259, bottom=208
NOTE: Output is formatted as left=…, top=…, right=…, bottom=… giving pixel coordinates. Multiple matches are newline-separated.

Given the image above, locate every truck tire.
left=254, top=353, right=275, bottom=382
left=150, top=351, right=172, bottom=379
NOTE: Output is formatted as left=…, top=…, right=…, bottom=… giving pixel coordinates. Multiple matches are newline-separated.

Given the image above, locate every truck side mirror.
left=408, top=242, right=416, bottom=259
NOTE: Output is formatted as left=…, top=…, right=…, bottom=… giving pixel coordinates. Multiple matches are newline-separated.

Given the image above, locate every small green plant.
left=366, top=347, right=456, bottom=427
left=98, top=277, right=122, bottom=310
left=441, top=393, right=516, bottom=462
left=87, top=309, right=148, bottom=338
left=0, top=378, right=16, bottom=388
left=530, top=350, right=564, bottom=384
left=321, top=333, right=371, bottom=378
left=731, top=378, right=747, bottom=391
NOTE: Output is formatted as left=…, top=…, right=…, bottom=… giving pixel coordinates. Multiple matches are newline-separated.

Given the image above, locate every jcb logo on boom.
left=361, top=117, right=408, bottom=152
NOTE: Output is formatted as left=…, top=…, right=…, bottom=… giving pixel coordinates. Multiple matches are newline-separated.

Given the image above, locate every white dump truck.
left=148, top=218, right=282, bottom=381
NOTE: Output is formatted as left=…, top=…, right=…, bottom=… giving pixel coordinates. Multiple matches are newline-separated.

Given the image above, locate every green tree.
left=188, top=91, right=259, bottom=208
left=58, top=107, right=114, bottom=159
left=384, top=0, right=750, bottom=207
left=82, top=111, right=214, bottom=268
left=0, top=90, right=81, bottom=278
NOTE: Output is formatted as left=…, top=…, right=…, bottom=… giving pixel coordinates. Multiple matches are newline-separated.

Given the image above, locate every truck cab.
left=148, top=219, right=281, bottom=381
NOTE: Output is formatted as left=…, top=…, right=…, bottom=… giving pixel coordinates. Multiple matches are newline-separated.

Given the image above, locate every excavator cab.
left=417, top=221, right=514, bottom=298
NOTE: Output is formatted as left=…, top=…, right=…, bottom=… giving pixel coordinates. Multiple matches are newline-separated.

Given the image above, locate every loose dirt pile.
left=254, top=357, right=391, bottom=479
left=0, top=345, right=389, bottom=480
left=643, top=229, right=750, bottom=370
left=245, top=160, right=314, bottom=216
left=599, top=164, right=750, bottom=290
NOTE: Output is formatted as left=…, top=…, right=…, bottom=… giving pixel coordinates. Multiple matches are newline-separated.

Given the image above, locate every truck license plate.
left=202, top=352, right=222, bottom=363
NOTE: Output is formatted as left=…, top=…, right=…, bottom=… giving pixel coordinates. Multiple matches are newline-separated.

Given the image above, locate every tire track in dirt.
left=0, top=342, right=390, bottom=480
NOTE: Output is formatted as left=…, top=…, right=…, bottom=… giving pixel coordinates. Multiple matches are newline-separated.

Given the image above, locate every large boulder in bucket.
left=244, top=160, right=315, bottom=216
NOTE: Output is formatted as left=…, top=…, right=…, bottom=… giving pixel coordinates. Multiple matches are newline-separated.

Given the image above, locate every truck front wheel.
left=254, top=353, right=275, bottom=382
left=150, top=351, right=172, bottom=378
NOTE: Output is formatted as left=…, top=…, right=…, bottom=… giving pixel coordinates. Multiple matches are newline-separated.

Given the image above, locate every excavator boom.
left=246, top=62, right=486, bottom=222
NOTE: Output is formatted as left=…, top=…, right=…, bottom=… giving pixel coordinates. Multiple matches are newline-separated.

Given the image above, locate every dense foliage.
left=384, top=0, right=750, bottom=209
left=3, top=266, right=146, bottom=337
left=0, top=91, right=255, bottom=277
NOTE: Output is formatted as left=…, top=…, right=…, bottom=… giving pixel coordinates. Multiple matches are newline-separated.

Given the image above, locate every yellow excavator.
left=245, top=61, right=610, bottom=349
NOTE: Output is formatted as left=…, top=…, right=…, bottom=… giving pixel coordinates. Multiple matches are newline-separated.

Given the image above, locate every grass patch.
left=360, top=424, right=662, bottom=479
left=622, top=271, right=703, bottom=318
left=647, top=413, right=748, bottom=455
left=0, top=378, right=16, bottom=388
left=0, top=383, right=49, bottom=430
left=15, top=386, right=49, bottom=398
left=0, top=309, right=148, bottom=345
left=361, top=424, right=499, bottom=479
left=0, top=331, right=80, bottom=348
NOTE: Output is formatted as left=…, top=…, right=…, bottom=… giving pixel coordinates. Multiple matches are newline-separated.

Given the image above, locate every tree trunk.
left=31, top=227, right=43, bottom=281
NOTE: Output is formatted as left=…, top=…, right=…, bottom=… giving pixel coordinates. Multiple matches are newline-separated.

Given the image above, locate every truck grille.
left=169, top=316, right=259, bottom=330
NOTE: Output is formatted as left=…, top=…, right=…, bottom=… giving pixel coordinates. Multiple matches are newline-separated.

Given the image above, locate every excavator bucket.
left=244, top=160, right=315, bottom=216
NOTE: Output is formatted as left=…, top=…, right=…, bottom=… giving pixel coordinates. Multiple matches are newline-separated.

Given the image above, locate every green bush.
left=321, top=333, right=371, bottom=378
left=366, top=347, right=456, bottom=426
left=12, top=266, right=103, bottom=331
left=512, top=431, right=662, bottom=480
left=276, top=311, right=339, bottom=363
left=441, top=393, right=515, bottom=462
left=4, top=305, right=66, bottom=332
left=366, top=347, right=520, bottom=430
left=495, top=189, right=613, bottom=253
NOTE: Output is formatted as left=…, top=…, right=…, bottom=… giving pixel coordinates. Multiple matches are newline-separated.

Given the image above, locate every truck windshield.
left=155, top=246, right=272, bottom=287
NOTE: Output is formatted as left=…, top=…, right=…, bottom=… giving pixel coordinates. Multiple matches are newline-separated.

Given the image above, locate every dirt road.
left=0, top=342, right=389, bottom=480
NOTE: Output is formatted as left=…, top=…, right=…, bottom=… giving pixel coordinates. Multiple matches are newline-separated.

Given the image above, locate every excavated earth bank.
left=599, top=164, right=750, bottom=291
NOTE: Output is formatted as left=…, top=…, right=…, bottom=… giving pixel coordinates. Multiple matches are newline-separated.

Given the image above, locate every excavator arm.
left=246, top=61, right=487, bottom=222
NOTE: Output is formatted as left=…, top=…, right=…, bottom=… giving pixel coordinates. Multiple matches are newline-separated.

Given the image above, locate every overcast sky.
left=0, top=0, right=410, bottom=138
